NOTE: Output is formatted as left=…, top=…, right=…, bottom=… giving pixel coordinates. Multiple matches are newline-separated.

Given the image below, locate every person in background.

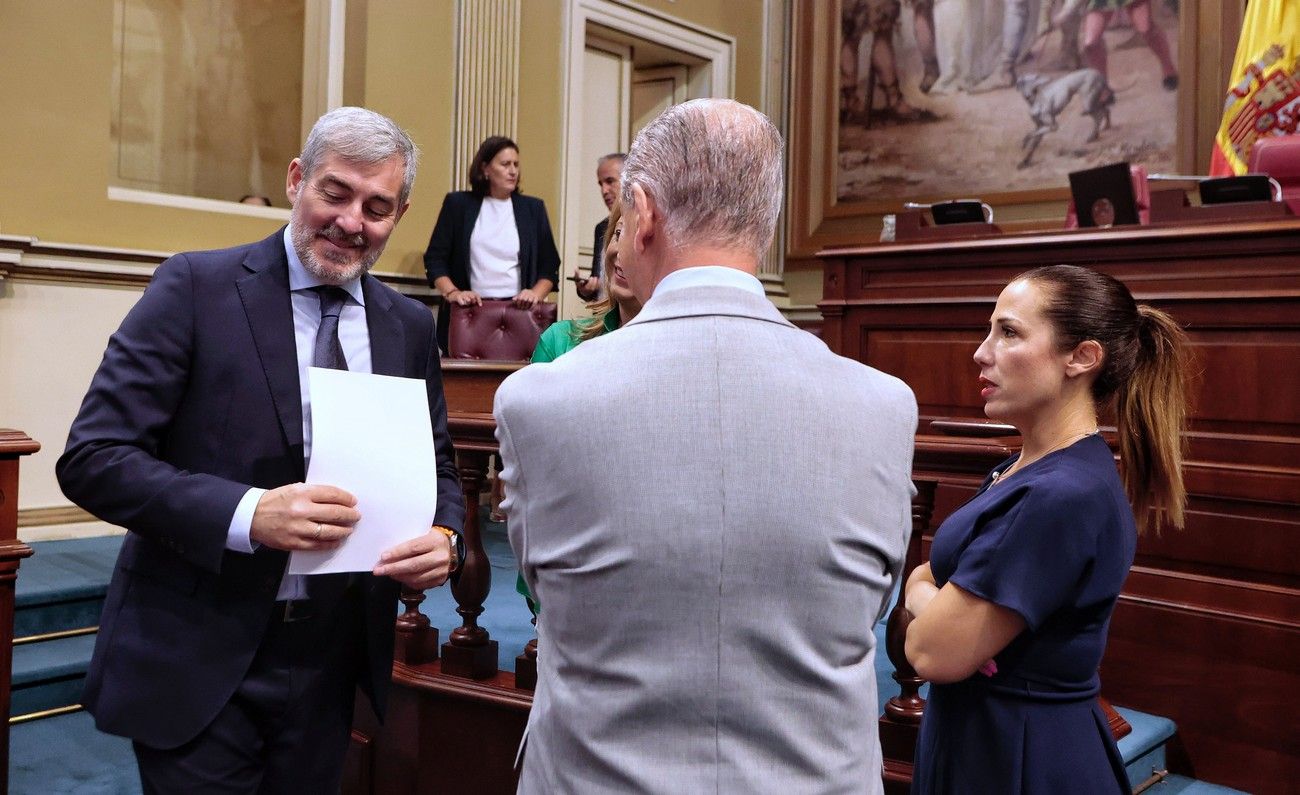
left=536, top=201, right=639, bottom=363
left=239, top=194, right=273, bottom=207
left=573, top=152, right=624, bottom=301
left=514, top=200, right=641, bottom=613
left=905, top=264, right=1190, bottom=794
left=494, top=98, right=916, bottom=793
left=423, top=135, right=560, bottom=354
left=57, top=107, right=464, bottom=793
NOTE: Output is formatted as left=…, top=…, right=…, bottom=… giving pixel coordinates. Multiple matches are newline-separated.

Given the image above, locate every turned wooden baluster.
left=883, top=479, right=935, bottom=723
left=440, top=449, right=499, bottom=678
left=515, top=621, right=538, bottom=691
left=879, top=479, right=936, bottom=788
left=394, top=587, right=438, bottom=665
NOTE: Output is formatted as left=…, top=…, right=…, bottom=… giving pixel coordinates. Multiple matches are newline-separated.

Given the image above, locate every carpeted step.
left=1115, top=705, right=1177, bottom=790
left=10, top=632, right=95, bottom=718
left=9, top=708, right=139, bottom=793
left=1149, top=774, right=1249, bottom=793
left=15, top=536, right=122, bottom=638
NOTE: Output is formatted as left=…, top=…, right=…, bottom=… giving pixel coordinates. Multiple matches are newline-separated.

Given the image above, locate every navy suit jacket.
left=422, top=190, right=561, bottom=352
left=57, top=229, right=464, bottom=749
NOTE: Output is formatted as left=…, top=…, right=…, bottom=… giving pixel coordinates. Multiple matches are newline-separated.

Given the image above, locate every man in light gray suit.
left=494, top=98, right=917, bottom=793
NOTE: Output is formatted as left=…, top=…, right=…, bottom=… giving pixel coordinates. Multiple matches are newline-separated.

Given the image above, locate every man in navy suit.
left=57, top=107, right=465, bottom=793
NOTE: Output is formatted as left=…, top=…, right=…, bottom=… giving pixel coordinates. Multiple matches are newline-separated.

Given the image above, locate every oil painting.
left=837, top=0, right=1184, bottom=203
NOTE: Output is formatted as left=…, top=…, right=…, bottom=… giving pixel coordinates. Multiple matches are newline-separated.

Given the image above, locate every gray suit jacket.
left=494, top=284, right=917, bottom=794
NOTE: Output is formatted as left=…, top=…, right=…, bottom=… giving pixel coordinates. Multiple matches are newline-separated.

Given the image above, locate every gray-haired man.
left=574, top=151, right=625, bottom=300
left=495, top=98, right=917, bottom=793
left=58, top=107, right=464, bottom=792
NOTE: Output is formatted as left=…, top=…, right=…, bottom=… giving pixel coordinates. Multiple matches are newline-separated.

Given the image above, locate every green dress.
left=514, top=310, right=621, bottom=612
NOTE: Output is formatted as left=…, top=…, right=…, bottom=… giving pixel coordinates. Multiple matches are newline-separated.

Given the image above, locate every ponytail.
left=1116, top=306, right=1189, bottom=533
left=1018, top=265, right=1192, bottom=534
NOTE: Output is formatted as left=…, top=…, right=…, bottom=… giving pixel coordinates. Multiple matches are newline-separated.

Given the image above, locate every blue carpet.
left=1155, top=775, right=1248, bottom=793
left=16, top=537, right=121, bottom=638
left=9, top=709, right=139, bottom=794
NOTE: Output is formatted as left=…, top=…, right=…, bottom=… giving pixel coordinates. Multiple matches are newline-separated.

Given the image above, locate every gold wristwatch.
left=433, top=525, right=464, bottom=574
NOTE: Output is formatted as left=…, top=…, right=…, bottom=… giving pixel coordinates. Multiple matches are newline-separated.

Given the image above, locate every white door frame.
left=558, top=0, right=736, bottom=316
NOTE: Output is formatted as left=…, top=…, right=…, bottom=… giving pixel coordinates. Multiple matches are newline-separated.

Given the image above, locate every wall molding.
left=16, top=506, right=95, bottom=529
left=0, top=234, right=436, bottom=299
left=451, top=0, right=522, bottom=192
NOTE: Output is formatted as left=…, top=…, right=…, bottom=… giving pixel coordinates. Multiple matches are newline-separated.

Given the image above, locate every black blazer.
left=423, top=191, right=561, bottom=352
left=57, top=229, right=464, bottom=749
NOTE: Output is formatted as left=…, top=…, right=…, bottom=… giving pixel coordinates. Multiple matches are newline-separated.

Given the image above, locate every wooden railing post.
left=440, top=449, right=498, bottom=678
left=0, top=430, right=39, bottom=794
left=394, top=587, right=438, bottom=665
left=515, top=622, right=538, bottom=691
left=879, top=478, right=936, bottom=791
left=884, top=479, right=935, bottom=724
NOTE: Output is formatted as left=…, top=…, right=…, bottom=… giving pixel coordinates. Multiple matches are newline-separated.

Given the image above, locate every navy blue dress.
left=911, top=434, right=1135, bottom=794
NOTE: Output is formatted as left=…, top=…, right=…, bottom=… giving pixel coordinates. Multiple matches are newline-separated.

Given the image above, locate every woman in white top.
left=424, top=136, right=561, bottom=352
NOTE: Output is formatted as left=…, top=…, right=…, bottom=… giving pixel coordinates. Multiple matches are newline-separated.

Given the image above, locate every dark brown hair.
left=1017, top=264, right=1191, bottom=533
left=468, top=136, right=519, bottom=196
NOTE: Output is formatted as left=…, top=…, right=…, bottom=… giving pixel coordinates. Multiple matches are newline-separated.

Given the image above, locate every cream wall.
left=0, top=0, right=778, bottom=538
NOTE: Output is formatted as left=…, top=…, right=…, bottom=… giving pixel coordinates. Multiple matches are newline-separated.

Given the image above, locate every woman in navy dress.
left=905, top=265, right=1191, bottom=794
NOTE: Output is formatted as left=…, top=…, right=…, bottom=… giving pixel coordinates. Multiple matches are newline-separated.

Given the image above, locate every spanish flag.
left=1210, top=0, right=1300, bottom=176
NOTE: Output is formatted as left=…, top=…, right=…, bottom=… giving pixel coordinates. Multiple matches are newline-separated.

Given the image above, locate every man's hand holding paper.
left=289, top=367, right=442, bottom=578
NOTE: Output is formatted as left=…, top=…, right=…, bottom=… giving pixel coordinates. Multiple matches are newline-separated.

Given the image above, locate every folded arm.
left=903, top=562, right=1026, bottom=683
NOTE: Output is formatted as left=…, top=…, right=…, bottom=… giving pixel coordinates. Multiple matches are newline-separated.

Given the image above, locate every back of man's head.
left=620, top=99, right=783, bottom=260
left=299, top=106, right=420, bottom=206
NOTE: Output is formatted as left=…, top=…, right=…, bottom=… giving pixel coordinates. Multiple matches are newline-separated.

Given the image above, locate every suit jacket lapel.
left=363, top=276, right=404, bottom=377
left=236, top=231, right=304, bottom=468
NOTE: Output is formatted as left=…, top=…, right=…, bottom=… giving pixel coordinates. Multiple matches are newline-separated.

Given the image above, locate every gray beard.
left=290, top=217, right=383, bottom=284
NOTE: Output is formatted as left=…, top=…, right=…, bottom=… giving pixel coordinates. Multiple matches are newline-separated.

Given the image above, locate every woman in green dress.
left=515, top=201, right=641, bottom=612
left=532, top=201, right=640, bottom=364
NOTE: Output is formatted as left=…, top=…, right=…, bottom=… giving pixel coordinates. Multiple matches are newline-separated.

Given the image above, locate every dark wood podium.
left=819, top=218, right=1300, bottom=794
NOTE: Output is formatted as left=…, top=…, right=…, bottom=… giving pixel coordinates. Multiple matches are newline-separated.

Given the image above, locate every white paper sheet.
left=289, top=367, right=437, bottom=574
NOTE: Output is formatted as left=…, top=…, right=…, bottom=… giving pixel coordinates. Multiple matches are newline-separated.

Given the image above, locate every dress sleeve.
left=945, top=481, right=1102, bottom=630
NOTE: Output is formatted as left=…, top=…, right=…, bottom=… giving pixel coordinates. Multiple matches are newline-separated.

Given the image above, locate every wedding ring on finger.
left=314, top=523, right=324, bottom=541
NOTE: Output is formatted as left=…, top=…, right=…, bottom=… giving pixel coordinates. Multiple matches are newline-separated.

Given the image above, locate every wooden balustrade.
left=0, top=429, right=39, bottom=793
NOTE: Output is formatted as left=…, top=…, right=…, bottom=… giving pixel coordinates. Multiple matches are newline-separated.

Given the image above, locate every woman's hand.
left=513, top=288, right=541, bottom=308
left=449, top=289, right=481, bottom=306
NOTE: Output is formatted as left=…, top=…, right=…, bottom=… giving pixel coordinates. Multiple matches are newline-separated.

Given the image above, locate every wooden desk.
left=820, top=219, right=1300, bottom=793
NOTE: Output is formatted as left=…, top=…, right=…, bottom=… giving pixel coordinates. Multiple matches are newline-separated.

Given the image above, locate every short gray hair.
left=299, top=107, right=420, bottom=206
left=620, top=99, right=783, bottom=258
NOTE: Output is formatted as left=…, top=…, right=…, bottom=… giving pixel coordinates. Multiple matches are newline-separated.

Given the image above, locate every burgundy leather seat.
left=1248, top=135, right=1300, bottom=215
left=447, top=299, right=557, bottom=361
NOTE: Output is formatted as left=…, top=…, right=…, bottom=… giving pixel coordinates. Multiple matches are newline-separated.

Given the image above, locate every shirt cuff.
left=225, top=487, right=267, bottom=553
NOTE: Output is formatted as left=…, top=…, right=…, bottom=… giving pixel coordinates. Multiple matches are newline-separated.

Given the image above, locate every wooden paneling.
left=821, top=220, right=1300, bottom=794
